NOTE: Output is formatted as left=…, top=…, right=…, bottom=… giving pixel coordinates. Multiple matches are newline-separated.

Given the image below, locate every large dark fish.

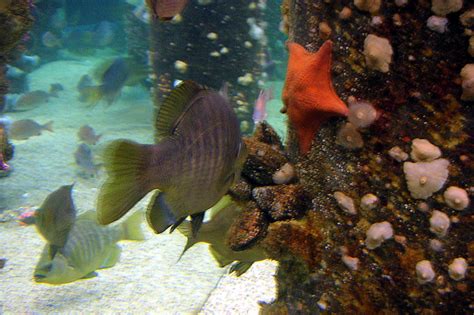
left=145, top=0, right=189, bottom=21
left=34, top=185, right=144, bottom=285
left=97, top=81, right=247, bottom=236
left=79, top=57, right=129, bottom=106
left=177, top=197, right=268, bottom=276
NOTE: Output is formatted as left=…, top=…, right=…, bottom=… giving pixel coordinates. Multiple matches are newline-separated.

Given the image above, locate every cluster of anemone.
left=336, top=99, right=378, bottom=150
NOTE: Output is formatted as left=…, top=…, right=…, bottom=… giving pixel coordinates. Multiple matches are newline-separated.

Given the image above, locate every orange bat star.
left=282, top=40, right=348, bottom=154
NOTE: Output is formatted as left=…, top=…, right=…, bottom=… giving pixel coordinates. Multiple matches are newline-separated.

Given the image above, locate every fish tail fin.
left=79, top=86, right=103, bottom=106
left=176, top=221, right=199, bottom=261
left=121, top=211, right=145, bottom=241
left=43, top=121, right=54, bottom=132
left=97, top=140, right=152, bottom=225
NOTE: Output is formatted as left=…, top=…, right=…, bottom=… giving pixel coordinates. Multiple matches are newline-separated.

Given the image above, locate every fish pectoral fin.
left=190, top=212, right=205, bottom=238
left=169, top=217, right=186, bottom=233
left=229, top=262, right=253, bottom=277
left=146, top=191, right=179, bottom=234
left=97, top=140, right=151, bottom=225
left=82, top=271, right=98, bottom=279
left=100, top=245, right=121, bottom=269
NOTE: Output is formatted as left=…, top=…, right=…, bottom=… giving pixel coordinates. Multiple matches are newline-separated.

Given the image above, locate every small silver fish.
left=74, top=143, right=100, bottom=177
left=78, top=125, right=102, bottom=145
left=41, top=31, right=62, bottom=48
left=13, top=90, right=50, bottom=112
left=9, top=119, right=53, bottom=140
left=34, top=185, right=144, bottom=285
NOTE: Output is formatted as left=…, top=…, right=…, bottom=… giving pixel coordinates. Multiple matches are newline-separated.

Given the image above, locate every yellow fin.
left=121, top=211, right=145, bottom=241
left=154, top=80, right=204, bottom=142
left=209, top=246, right=233, bottom=268
left=176, top=220, right=198, bottom=261
left=97, top=140, right=151, bottom=225
left=79, top=86, right=103, bottom=106
left=229, top=262, right=253, bottom=276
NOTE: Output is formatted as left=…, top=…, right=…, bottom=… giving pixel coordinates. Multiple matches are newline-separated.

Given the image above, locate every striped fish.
left=97, top=80, right=247, bottom=236
left=34, top=185, right=144, bottom=285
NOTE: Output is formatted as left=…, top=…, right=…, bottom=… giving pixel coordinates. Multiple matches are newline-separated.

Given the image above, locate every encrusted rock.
left=226, top=202, right=268, bottom=251
left=252, top=185, right=310, bottom=221
left=253, top=121, right=284, bottom=150
left=229, top=179, right=252, bottom=201
left=242, top=137, right=288, bottom=185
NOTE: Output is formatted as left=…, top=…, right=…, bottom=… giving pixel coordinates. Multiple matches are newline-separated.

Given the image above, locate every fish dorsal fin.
left=155, top=80, right=204, bottom=142
left=35, top=184, right=76, bottom=248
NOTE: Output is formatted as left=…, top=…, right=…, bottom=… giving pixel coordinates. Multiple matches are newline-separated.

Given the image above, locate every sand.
left=0, top=53, right=284, bottom=314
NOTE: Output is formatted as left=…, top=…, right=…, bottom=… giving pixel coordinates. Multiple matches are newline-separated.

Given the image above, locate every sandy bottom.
left=0, top=54, right=285, bottom=314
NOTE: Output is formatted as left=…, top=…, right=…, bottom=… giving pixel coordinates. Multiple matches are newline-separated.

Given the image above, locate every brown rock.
left=242, top=137, right=288, bottom=185
left=229, top=179, right=252, bottom=201
left=226, top=202, right=269, bottom=251
left=252, top=185, right=311, bottom=221
left=253, top=121, right=283, bottom=149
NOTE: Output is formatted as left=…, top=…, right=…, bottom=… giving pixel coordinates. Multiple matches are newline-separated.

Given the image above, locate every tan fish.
left=79, top=57, right=129, bottom=106
left=97, top=80, right=247, bottom=236
left=74, top=143, right=100, bottom=177
left=77, top=125, right=102, bottom=145
left=34, top=185, right=144, bottom=285
left=178, top=197, right=268, bottom=276
left=49, top=83, right=64, bottom=97
left=14, top=90, right=50, bottom=112
left=145, top=0, right=189, bottom=21
left=9, top=119, right=53, bottom=140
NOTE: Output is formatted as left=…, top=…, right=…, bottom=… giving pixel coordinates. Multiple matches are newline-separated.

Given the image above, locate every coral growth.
left=254, top=0, right=472, bottom=313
